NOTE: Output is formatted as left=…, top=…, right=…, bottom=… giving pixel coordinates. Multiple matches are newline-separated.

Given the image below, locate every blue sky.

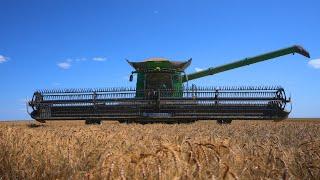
left=0, top=0, right=319, bottom=120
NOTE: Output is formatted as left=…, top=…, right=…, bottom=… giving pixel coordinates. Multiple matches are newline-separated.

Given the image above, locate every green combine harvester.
left=28, top=45, right=310, bottom=124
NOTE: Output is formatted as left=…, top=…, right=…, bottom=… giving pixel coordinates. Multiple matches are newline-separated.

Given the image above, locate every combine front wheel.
left=217, top=119, right=232, bottom=124
left=85, top=119, right=102, bottom=125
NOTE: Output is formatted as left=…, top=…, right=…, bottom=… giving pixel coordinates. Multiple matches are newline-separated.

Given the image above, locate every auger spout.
left=182, top=45, right=310, bottom=82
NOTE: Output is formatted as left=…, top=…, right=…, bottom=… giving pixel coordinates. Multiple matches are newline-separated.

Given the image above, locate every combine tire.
left=118, top=120, right=134, bottom=124
left=85, top=119, right=102, bottom=125
left=217, top=119, right=232, bottom=124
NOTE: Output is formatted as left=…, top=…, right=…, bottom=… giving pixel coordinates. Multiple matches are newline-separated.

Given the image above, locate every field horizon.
left=0, top=118, right=320, bottom=123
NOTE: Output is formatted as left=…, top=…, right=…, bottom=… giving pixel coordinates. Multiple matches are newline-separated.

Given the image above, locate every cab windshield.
left=145, top=73, right=173, bottom=90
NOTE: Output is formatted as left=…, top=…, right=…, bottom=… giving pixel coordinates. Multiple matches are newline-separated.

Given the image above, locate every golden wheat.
left=0, top=120, right=319, bottom=179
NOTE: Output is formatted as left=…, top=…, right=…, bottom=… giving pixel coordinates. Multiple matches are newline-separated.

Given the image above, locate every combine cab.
left=28, top=45, right=310, bottom=124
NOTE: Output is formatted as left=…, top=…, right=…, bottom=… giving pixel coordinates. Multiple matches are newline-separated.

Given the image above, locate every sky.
left=0, top=0, right=319, bottom=120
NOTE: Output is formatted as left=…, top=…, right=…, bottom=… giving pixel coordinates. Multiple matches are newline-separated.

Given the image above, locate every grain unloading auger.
left=28, top=45, right=310, bottom=124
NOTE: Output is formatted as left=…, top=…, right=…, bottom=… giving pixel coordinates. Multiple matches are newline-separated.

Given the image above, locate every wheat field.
left=0, top=120, right=319, bottom=179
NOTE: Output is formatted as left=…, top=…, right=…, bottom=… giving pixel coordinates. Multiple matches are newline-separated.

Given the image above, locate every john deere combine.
left=28, top=45, right=310, bottom=124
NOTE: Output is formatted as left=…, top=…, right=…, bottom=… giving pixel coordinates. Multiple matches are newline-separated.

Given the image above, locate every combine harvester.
left=28, top=45, right=310, bottom=124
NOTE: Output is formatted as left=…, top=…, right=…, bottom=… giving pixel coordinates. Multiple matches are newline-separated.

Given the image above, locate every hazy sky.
left=0, top=0, right=319, bottom=119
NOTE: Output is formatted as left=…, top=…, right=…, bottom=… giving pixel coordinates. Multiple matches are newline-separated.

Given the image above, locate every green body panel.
left=183, top=45, right=310, bottom=82
left=135, top=72, right=145, bottom=97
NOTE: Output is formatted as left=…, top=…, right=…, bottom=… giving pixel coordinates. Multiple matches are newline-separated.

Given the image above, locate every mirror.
left=129, top=74, right=133, bottom=82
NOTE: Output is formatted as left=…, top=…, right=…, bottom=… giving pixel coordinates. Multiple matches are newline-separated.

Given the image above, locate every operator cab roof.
left=127, top=57, right=192, bottom=71
left=143, top=57, right=170, bottom=62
